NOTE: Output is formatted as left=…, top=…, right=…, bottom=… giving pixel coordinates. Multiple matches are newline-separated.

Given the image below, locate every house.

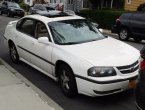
left=33, top=0, right=91, bottom=12
left=48, top=0, right=91, bottom=12
left=124, top=0, right=145, bottom=11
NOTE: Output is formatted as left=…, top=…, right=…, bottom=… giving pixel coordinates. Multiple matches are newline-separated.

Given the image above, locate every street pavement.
left=0, top=15, right=145, bottom=110
left=0, top=58, right=59, bottom=110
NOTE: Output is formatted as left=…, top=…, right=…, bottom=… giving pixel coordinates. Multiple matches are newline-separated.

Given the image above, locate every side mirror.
left=99, top=28, right=103, bottom=33
left=92, top=22, right=99, bottom=28
left=38, top=37, right=49, bottom=44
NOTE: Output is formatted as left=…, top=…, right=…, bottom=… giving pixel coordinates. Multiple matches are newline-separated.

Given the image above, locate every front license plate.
left=129, top=80, right=136, bottom=88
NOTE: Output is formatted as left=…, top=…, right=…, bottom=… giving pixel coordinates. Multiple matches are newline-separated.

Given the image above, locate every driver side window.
left=35, top=21, right=51, bottom=41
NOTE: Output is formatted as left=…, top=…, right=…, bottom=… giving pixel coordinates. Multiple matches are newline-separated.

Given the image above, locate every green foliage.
left=19, top=3, right=30, bottom=12
left=77, top=9, right=125, bottom=29
left=0, top=60, right=3, bottom=65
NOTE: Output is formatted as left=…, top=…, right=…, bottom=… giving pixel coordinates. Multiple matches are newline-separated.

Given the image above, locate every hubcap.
left=10, top=46, right=17, bottom=61
left=120, top=30, right=127, bottom=39
left=60, top=70, right=70, bottom=91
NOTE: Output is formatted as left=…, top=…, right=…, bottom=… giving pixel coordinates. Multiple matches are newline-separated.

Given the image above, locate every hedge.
left=19, top=3, right=30, bottom=12
left=77, top=9, right=125, bottom=29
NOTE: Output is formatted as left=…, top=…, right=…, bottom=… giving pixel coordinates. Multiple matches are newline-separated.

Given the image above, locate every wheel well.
left=8, top=40, right=14, bottom=47
left=120, top=26, right=130, bottom=33
left=55, top=60, right=73, bottom=77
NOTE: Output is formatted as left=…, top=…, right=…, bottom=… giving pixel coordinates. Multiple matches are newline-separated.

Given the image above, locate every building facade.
left=33, top=0, right=90, bottom=12
left=124, top=0, right=145, bottom=11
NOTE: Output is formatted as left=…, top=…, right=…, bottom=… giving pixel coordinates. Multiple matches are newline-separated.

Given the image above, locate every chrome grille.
left=117, top=61, right=139, bottom=74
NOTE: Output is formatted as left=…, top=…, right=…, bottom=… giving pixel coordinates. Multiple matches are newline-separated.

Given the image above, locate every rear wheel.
left=133, top=38, right=142, bottom=43
left=119, top=28, right=129, bottom=41
left=58, top=64, right=77, bottom=97
left=9, top=42, right=19, bottom=63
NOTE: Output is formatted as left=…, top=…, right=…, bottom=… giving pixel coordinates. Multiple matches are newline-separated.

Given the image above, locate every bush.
left=19, top=3, right=30, bottom=12
left=77, top=9, right=125, bottom=29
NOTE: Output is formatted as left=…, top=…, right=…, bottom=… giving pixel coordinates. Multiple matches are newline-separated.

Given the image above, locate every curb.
left=0, top=58, right=63, bottom=110
left=103, top=29, right=118, bottom=38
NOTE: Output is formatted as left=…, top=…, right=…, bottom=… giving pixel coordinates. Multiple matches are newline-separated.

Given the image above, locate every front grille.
left=117, top=61, right=139, bottom=74
left=15, top=10, right=22, bottom=13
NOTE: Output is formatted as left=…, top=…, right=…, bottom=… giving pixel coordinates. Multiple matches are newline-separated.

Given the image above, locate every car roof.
left=24, top=14, right=85, bottom=24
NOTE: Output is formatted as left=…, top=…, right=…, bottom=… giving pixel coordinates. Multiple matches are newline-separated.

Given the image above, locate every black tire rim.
left=120, top=29, right=128, bottom=40
left=60, top=69, right=70, bottom=92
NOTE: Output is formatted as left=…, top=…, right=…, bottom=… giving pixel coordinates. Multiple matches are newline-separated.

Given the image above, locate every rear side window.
left=19, top=19, right=35, bottom=37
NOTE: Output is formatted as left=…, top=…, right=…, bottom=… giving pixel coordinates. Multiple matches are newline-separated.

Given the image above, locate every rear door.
left=16, top=18, right=36, bottom=63
left=130, top=12, right=145, bottom=36
left=30, top=21, right=54, bottom=75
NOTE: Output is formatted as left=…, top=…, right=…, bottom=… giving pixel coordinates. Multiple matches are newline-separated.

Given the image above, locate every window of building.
left=68, top=0, right=73, bottom=4
left=82, top=0, right=90, bottom=8
left=127, top=0, right=132, bottom=4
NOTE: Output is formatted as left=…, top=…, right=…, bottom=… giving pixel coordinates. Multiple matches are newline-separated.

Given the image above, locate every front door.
left=30, top=21, right=53, bottom=75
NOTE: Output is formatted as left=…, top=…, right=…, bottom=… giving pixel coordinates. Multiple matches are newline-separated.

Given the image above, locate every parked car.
left=135, top=46, right=145, bottom=110
left=0, top=1, right=24, bottom=17
left=4, top=13, right=140, bottom=97
left=29, top=4, right=55, bottom=15
left=111, top=11, right=145, bottom=42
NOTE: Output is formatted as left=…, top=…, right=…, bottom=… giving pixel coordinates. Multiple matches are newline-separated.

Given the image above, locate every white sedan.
left=4, top=13, right=140, bottom=97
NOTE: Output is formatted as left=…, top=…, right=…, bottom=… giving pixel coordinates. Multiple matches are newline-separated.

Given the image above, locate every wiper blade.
left=62, top=42, right=79, bottom=45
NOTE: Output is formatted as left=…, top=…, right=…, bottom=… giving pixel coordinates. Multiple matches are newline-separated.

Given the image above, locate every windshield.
left=8, top=2, right=20, bottom=8
left=48, top=19, right=105, bottom=45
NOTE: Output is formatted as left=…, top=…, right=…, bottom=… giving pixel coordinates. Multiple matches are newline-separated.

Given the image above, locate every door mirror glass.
left=38, top=37, right=49, bottom=44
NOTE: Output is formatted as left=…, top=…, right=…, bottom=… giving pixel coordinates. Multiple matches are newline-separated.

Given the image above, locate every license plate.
left=129, top=80, right=136, bottom=88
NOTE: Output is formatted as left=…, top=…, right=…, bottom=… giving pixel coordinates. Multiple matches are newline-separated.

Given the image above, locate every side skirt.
left=20, top=57, right=58, bottom=81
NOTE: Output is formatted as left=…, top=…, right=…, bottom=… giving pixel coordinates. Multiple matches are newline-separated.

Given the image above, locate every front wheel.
left=0, top=10, right=2, bottom=15
left=58, top=64, right=78, bottom=97
left=119, top=28, right=129, bottom=41
left=9, top=43, right=19, bottom=63
left=7, top=11, right=11, bottom=17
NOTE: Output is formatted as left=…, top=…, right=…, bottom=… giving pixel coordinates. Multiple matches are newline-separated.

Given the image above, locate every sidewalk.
left=102, top=29, right=118, bottom=37
left=0, top=58, right=63, bottom=110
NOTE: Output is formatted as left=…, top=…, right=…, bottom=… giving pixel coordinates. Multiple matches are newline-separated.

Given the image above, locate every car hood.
left=60, top=37, right=140, bottom=67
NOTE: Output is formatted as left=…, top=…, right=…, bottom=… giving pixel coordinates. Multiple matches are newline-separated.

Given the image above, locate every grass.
left=0, top=60, right=3, bottom=65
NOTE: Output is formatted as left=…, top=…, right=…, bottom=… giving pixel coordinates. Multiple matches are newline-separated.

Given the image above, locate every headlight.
left=10, top=9, right=15, bottom=11
left=88, top=67, right=116, bottom=77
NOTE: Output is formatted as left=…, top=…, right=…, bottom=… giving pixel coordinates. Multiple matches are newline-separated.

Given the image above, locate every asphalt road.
left=0, top=15, right=145, bottom=110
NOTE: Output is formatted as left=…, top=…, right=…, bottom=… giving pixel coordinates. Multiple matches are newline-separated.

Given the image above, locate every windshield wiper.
left=60, top=42, right=80, bottom=45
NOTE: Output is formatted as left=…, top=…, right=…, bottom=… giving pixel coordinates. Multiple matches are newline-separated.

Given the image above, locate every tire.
left=119, top=28, right=130, bottom=41
left=20, top=15, right=24, bottom=18
left=133, top=38, right=142, bottom=43
left=9, top=43, right=19, bottom=64
left=58, top=64, right=78, bottom=97
left=0, top=10, right=2, bottom=15
left=7, top=11, right=11, bottom=17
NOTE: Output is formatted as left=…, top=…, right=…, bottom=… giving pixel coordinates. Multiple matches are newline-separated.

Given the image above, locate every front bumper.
left=10, top=11, right=24, bottom=16
left=75, top=73, right=138, bottom=97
